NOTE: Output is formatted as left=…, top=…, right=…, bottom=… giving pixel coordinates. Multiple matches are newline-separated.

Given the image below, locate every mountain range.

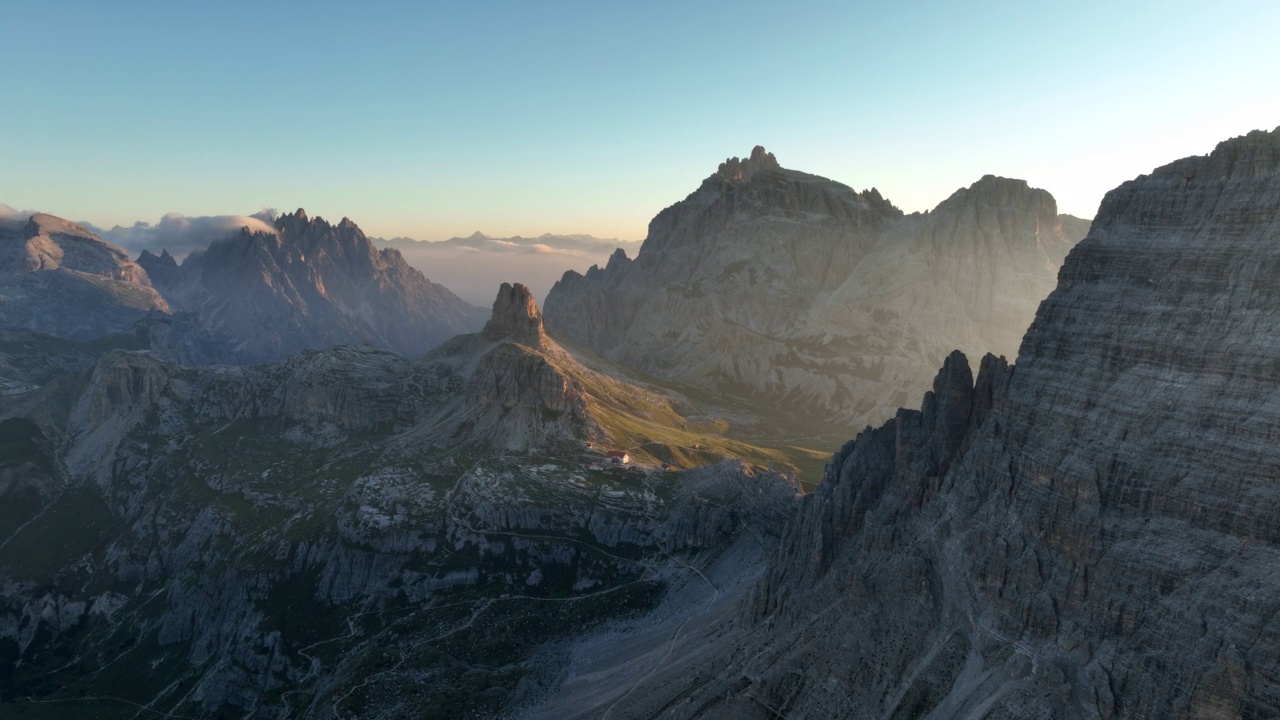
left=135, top=209, right=487, bottom=363
left=523, top=127, right=1280, bottom=719
left=376, top=231, right=633, bottom=255
left=0, top=281, right=799, bottom=717
left=0, top=212, right=170, bottom=340
left=372, top=232, right=643, bottom=306
left=0, top=207, right=487, bottom=371
left=6, top=127, right=1280, bottom=719
left=544, top=146, right=1090, bottom=434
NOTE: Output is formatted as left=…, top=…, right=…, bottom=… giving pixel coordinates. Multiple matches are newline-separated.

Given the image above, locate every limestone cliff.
left=543, top=147, right=1087, bottom=432
left=579, top=127, right=1280, bottom=719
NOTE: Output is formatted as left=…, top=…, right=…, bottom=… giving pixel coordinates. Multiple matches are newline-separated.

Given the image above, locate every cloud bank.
left=91, top=210, right=279, bottom=259
left=0, top=203, right=36, bottom=232
left=374, top=233, right=642, bottom=306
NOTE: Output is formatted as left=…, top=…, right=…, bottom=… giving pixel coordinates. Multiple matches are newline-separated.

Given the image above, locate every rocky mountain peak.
left=544, top=151, right=1086, bottom=429
left=135, top=247, right=183, bottom=289
left=1093, top=125, right=1280, bottom=231
left=641, top=125, right=1280, bottom=719
left=0, top=211, right=170, bottom=339
left=482, top=282, right=544, bottom=345
left=951, top=174, right=1045, bottom=205
left=715, top=145, right=782, bottom=183
left=25, top=212, right=97, bottom=241
left=133, top=208, right=485, bottom=362
left=606, top=247, right=630, bottom=269
left=929, top=174, right=1064, bottom=239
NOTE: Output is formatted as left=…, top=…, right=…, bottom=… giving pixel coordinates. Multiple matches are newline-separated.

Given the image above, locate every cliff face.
left=615, top=128, right=1280, bottom=719
left=542, top=147, right=1086, bottom=431
left=138, top=209, right=488, bottom=363
left=0, top=213, right=170, bottom=339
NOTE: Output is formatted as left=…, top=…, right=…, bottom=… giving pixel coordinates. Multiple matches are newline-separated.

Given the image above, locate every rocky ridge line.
left=604, top=126, right=1280, bottom=719
left=543, top=147, right=1088, bottom=433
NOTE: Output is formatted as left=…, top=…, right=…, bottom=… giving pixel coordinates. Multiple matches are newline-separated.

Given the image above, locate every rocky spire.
left=482, top=282, right=545, bottom=345
left=715, top=145, right=782, bottom=183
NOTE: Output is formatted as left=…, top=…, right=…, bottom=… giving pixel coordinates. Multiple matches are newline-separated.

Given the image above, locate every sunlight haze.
left=3, top=1, right=1278, bottom=238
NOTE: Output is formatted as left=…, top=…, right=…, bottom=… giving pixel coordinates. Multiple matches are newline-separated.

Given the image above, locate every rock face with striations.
left=0, top=213, right=170, bottom=339
left=137, top=209, right=487, bottom=363
left=543, top=146, right=1088, bottom=430
left=483, top=280, right=547, bottom=344
left=412, top=282, right=596, bottom=450
left=583, top=128, right=1280, bottom=718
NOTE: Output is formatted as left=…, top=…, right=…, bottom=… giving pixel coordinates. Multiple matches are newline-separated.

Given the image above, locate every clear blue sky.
left=3, top=0, right=1278, bottom=239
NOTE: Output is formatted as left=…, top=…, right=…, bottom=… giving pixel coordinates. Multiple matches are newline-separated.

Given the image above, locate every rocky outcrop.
left=483, top=282, right=546, bottom=345
left=606, top=127, right=1280, bottom=719
left=411, top=283, right=598, bottom=451
left=543, top=148, right=1088, bottom=431
left=135, top=247, right=183, bottom=289
left=0, top=280, right=797, bottom=718
left=146, top=209, right=487, bottom=363
left=0, top=213, right=169, bottom=339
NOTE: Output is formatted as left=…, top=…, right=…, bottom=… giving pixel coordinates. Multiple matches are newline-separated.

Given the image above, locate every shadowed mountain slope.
left=0, top=282, right=803, bottom=718
left=137, top=209, right=487, bottom=363
left=0, top=213, right=169, bottom=339
left=543, top=146, right=1089, bottom=432
left=528, top=127, right=1280, bottom=720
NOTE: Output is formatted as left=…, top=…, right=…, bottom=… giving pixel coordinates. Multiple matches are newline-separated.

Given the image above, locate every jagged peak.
left=715, top=145, right=782, bottom=183
left=137, top=247, right=179, bottom=268
left=269, top=209, right=372, bottom=245
left=483, top=282, right=545, bottom=344
left=273, top=207, right=331, bottom=231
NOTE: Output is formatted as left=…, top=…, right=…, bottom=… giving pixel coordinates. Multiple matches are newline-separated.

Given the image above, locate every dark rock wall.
left=665, top=128, right=1280, bottom=719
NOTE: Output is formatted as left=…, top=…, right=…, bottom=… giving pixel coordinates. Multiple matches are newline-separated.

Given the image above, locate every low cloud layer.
left=90, top=210, right=279, bottom=259
left=0, top=203, right=36, bottom=232
left=375, top=233, right=642, bottom=306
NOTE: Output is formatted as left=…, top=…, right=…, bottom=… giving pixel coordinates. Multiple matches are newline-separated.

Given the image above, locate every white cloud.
left=377, top=234, right=642, bottom=306
left=98, top=211, right=279, bottom=259
left=0, top=203, right=35, bottom=232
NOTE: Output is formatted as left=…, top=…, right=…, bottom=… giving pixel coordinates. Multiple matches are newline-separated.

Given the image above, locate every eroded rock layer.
left=587, top=128, right=1280, bottom=719
left=543, top=146, right=1088, bottom=431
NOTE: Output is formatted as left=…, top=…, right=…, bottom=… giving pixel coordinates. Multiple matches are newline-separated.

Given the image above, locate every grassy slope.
left=551, top=337, right=835, bottom=488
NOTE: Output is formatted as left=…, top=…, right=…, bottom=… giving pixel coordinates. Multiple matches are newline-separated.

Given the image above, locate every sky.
left=2, top=0, right=1279, bottom=240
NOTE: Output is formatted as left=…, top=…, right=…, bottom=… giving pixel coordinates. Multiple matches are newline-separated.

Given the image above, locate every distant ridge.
left=136, top=208, right=487, bottom=363
left=373, top=231, right=638, bottom=254
left=544, top=146, right=1090, bottom=431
